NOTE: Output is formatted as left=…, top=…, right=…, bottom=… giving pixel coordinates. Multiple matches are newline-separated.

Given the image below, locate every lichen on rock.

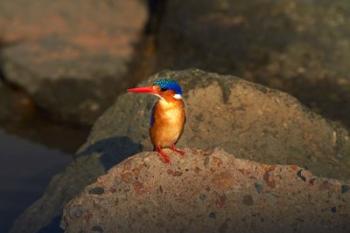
left=62, top=148, right=350, bottom=233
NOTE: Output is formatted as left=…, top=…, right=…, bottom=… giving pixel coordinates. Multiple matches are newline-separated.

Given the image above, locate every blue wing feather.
left=150, top=104, right=156, bottom=127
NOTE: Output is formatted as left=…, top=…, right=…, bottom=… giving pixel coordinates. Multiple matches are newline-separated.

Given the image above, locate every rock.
left=0, top=83, right=89, bottom=152
left=62, top=148, right=350, bottom=233
left=156, top=0, right=350, bottom=127
left=0, top=85, right=15, bottom=122
left=0, top=0, right=148, bottom=125
left=85, top=69, right=350, bottom=180
left=0, top=83, right=36, bottom=126
left=11, top=69, right=350, bottom=233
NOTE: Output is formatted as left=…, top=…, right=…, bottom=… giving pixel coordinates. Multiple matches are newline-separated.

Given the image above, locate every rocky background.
left=0, top=0, right=350, bottom=233
left=10, top=70, right=350, bottom=233
left=156, top=0, right=350, bottom=128
left=0, top=0, right=147, bottom=125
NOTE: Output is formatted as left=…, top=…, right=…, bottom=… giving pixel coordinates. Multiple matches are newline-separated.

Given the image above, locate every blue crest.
left=153, top=79, right=183, bottom=95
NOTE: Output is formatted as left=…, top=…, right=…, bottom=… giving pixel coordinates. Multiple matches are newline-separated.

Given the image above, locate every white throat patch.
left=173, top=94, right=182, bottom=99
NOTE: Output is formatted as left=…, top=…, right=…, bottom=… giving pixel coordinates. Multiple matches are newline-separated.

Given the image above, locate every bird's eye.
left=161, top=88, right=167, bottom=92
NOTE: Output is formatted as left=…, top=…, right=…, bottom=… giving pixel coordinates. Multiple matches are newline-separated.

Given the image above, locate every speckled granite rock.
left=156, top=0, right=350, bottom=127
left=11, top=69, right=350, bottom=233
left=0, top=0, right=147, bottom=125
left=62, top=148, right=350, bottom=233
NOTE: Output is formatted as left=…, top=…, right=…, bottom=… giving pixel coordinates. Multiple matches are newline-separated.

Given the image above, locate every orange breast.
left=150, top=99, right=185, bottom=148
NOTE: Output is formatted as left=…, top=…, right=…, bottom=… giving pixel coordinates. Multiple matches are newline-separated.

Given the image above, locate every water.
left=0, top=84, right=89, bottom=233
left=0, top=130, right=72, bottom=233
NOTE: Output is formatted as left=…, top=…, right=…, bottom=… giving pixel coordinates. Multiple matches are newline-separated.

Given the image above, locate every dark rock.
left=0, top=83, right=89, bottom=152
left=91, top=225, right=104, bottom=233
left=156, top=0, right=350, bottom=127
left=88, top=187, right=105, bottom=195
left=62, top=149, right=350, bottom=233
left=11, top=69, right=350, bottom=233
left=341, top=185, right=350, bottom=194
left=0, top=0, right=148, bottom=125
left=208, top=212, right=216, bottom=219
left=254, top=182, right=264, bottom=194
left=242, top=195, right=254, bottom=206
left=0, top=85, right=16, bottom=122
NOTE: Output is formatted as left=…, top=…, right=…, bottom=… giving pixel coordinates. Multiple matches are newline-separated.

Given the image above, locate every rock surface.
left=10, top=69, right=350, bottom=233
left=85, top=69, right=350, bottom=180
left=156, top=0, right=350, bottom=127
left=0, top=0, right=147, bottom=125
left=62, top=148, right=350, bottom=233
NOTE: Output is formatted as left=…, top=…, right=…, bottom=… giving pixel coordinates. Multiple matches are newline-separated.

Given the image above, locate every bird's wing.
left=150, top=104, right=156, bottom=127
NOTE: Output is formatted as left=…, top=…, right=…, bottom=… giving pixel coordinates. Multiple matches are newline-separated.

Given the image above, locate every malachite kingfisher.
left=128, top=79, right=186, bottom=163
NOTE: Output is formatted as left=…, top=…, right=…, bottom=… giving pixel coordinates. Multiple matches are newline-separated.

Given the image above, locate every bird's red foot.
left=170, top=144, right=185, bottom=156
left=156, top=146, right=171, bottom=163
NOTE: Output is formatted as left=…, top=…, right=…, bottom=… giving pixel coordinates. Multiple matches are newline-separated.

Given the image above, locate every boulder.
left=62, top=148, right=350, bottom=233
left=156, top=0, right=350, bottom=127
left=0, top=0, right=148, bottom=125
left=84, top=69, right=350, bottom=180
left=11, top=69, right=350, bottom=233
left=0, top=83, right=89, bottom=152
left=0, top=83, right=35, bottom=130
left=0, top=84, right=14, bottom=123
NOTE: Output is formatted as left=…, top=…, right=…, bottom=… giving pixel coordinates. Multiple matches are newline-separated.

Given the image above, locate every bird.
left=128, top=79, right=186, bottom=163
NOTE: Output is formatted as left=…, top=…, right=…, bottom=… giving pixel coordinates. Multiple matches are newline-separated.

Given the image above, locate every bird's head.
left=128, top=79, right=183, bottom=101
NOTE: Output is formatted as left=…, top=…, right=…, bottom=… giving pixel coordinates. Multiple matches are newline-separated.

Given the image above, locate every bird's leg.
left=155, top=146, right=171, bottom=163
left=170, top=144, right=185, bottom=156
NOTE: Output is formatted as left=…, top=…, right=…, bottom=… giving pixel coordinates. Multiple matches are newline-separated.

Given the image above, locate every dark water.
left=0, top=84, right=87, bottom=233
left=0, top=130, right=72, bottom=233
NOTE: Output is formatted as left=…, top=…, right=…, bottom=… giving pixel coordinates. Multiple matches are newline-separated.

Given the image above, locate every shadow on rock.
left=77, top=136, right=143, bottom=170
left=10, top=136, right=143, bottom=233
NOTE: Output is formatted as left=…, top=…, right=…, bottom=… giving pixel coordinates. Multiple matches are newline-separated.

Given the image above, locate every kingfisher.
left=128, top=79, right=186, bottom=163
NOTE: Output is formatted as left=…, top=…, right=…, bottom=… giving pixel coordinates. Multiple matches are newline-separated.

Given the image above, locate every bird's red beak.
left=127, top=86, right=158, bottom=94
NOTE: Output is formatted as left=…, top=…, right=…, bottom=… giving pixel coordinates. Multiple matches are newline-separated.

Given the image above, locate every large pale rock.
left=0, top=0, right=148, bottom=125
left=156, top=0, right=350, bottom=127
left=11, top=69, right=350, bottom=233
left=62, top=149, right=350, bottom=233
left=85, top=69, right=350, bottom=180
